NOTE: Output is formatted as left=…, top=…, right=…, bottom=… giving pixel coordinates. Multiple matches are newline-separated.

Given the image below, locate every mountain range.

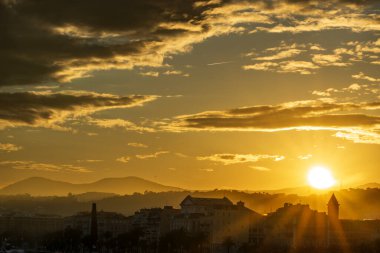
left=0, top=177, right=183, bottom=196
left=0, top=177, right=379, bottom=197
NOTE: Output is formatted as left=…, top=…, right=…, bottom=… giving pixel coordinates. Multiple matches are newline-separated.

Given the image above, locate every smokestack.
left=91, top=203, right=98, bottom=251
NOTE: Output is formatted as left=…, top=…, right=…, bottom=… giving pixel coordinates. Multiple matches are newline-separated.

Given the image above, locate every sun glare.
left=307, top=166, right=336, bottom=189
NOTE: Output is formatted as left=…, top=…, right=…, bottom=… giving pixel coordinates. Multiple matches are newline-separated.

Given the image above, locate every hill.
left=357, top=182, right=380, bottom=189
left=0, top=176, right=183, bottom=196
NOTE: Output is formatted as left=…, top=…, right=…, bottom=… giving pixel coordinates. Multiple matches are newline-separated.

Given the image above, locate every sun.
left=307, top=166, right=336, bottom=189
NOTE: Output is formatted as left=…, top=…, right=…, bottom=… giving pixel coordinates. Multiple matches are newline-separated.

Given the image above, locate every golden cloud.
left=197, top=153, right=285, bottom=165
left=162, top=99, right=380, bottom=144
left=0, top=160, right=92, bottom=173
left=0, top=143, right=22, bottom=152
left=136, top=151, right=169, bottom=159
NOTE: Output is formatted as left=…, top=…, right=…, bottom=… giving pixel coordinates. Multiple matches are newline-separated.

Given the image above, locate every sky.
left=0, top=0, right=379, bottom=191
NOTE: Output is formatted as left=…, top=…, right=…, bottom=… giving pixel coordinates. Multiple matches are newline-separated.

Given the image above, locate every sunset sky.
left=0, top=0, right=379, bottom=190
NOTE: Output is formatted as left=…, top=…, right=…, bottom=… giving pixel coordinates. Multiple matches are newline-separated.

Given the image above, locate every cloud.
left=250, top=166, right=271, bottom=171
left=163, top=99, right=380, bottom=144
left=312, top=54, right=350, bottom=67
left=0, top=91, right=157, bottom=130
left=243, top=41, right=358, bottom=74
left=312, top=90, right=333, bottom=97
left=0, top=143, right=22, bottom=152
left=298, top=154, right=313, bottom=160
left=278, top=60, right=320, bottom=74
left=343, top=39, right=380, bottom=63
left=249, top=43, right=305, bottom=61
left=347, top=83, right=362, bottom=91
left=76, top=159, right=103, bottom=163
left=0, top=160, right=92, bottom=172
left=352, top=72, right=380, bottom=82
left=162, top=70, right=189, bottom=77
left=88, top=118, right=156, bottom=133
left=0, top=0, right=265, bottom=87
left=175, top=152, right=188, bottom=158
left=197, top=153, right=284, bottom=165
left=255, top=49, right=303, bottom=61
left=140, top=71, right=160, bottom=77
left=334, top=129, right=380, bottom=145
left=207, top=61, right=232, bottom=66
left=136, top=151, right=169, bottom=159
left=169, top=100, right=380, bottom=131
left=0, top=0, right=377, bottom=87
left=250, top=2, right=379, bottom=34
left=199, top=168, right=215, bottom=172
left=311, top=81, right=379, bottom=99
left=243, top=62, right=279, bottom=71
left=116, top=156, right=131, bottom=163
left=128, top=142, right=148, bottom=148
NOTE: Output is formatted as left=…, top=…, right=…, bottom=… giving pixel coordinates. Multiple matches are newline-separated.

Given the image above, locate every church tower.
left=328, top=193, right=339, bottom=221
left=327, top=193, right=341, bottom=247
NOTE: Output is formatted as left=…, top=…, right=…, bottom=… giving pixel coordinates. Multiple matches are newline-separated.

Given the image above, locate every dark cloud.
left=0, top=0, right=212, bottom=86
left=0, top=0, right=377, bottom=87
left=0, top=91, right=157, bottom=129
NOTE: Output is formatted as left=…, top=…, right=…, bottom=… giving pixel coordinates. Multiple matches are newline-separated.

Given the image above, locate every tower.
left=327, top=193, right=339, bottom=221
left=327, top=194, right=340, bottom=247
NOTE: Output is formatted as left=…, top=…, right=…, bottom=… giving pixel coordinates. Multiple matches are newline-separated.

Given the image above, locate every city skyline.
left=0, top=0, right=379, bottom=191
left=1, top=192, right=380, bottom=253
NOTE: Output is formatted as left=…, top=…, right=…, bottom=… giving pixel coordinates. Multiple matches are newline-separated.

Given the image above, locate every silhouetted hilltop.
left=0, top=177, right=75, bottom=196
left=0, top=176, right=183, bottom=196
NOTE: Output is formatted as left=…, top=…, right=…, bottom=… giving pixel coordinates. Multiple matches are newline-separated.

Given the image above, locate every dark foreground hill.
left=0, top=176, right=183, bottom=196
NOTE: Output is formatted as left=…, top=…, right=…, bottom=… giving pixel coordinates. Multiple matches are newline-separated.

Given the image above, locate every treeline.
left=0, top=188, right=379, bottom=219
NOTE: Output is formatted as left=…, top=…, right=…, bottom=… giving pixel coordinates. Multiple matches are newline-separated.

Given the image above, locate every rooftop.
left=180, top=195, right=234, bottom=207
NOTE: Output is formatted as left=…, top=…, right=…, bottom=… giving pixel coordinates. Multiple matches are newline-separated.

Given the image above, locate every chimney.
left=91, top=203, right=98, bottom=251
left=237, top=201, right=245, bottom=207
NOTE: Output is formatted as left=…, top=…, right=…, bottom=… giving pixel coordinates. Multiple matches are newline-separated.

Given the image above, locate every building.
left=64, top=210, right=131, bottom=238
left=340, top=219, right=380, bottom=245
left=172, top=195, right=262, bottom=251
left=327, top=193, right=339, bottom=221
left=326, top=194, right=380, bottom=249
left=131, top=206, right=180, bottom=245
left=249, top=194, right=380, bottom=251
left=254, top=203, right=329, bottom=249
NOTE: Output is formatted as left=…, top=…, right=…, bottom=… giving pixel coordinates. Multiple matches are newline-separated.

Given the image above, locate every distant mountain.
left=0, top=176, right=183, bottom=196
left=356, top=182, right=380, bottom=189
